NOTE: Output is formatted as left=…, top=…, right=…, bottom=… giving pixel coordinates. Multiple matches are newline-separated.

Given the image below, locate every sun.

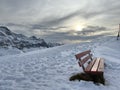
left=75, top=25, right=83, bottom=31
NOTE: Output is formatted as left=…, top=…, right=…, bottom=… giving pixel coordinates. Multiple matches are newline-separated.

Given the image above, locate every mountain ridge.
left=0, top=26, right=61, bottom=50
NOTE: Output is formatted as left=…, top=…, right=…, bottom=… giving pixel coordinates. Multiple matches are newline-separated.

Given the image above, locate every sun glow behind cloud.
left=72, top=22, right=86, bottom=31
left=75, top=25, right=83, bottom=31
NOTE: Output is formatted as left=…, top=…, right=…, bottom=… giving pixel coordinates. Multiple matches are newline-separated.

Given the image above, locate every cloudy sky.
left=0, top=0, right=120, bottom=43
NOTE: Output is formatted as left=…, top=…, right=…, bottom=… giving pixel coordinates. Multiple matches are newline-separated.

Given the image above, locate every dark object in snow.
left=117, top=24, right=120, bottom=40
left=69, top=73, right=92, bottom=81
left=69, top=72, right=105, bottom=85
left=74, top=50, right=105, bottom=85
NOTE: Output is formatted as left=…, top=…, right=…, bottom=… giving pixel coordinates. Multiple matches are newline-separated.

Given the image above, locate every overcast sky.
left=0, top=0, right=120, bottom=43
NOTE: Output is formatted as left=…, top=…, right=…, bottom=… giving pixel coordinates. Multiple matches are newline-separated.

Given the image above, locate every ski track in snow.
left=0, top=36, right=120, bottom=90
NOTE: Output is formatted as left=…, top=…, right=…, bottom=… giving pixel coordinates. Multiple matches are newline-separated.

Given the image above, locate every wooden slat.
left=75, top=50, right=91, bottom=59
left=91, top=58, right=100, bottom=72
left=80, top=55, right=91, bottom=65
left=97, top=58, right=104, bottom=72
left=78, top=61, right=82, bottom=67
left=85, top=59, right=96, bottom=72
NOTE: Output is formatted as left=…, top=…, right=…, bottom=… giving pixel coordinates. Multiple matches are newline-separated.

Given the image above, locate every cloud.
left=0, top=0, right=120, bottom=43
left=35, top=25, right=109, bottom=43
left=28, top=0, right=120, bottom=29
left=79, top=26, right=107, bottom=35
left=30, top=9, right=81, bottom=29
left=31, top=24, right=68, bottom=31
left=1, top=0, right=120, bottom=28
left=82, top=26, right=106, bottom=32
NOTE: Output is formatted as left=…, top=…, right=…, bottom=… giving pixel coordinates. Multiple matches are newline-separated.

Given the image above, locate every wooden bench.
left=75, top=50, right=104, bottom=75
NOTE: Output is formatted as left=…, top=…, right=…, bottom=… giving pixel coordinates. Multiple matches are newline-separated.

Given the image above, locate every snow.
left=0, top=47, right=22, bottom=56
left=0, top=35, right=120, bottom=90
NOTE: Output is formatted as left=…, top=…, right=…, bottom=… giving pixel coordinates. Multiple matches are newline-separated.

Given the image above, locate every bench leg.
left=90, top=73, right=105, bottom=85
left=99, top=73, right=105, bottom=85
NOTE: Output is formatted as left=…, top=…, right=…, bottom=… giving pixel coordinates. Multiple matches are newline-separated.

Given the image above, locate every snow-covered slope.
left=0, top=36, right=119, bottom=90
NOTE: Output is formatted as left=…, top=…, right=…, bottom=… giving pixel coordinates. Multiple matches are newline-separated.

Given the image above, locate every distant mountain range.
left=0, top=26, right=62, bottom=50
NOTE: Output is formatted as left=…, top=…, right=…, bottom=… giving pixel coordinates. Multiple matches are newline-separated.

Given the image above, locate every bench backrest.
left=75, top=50, right=93, bottom=71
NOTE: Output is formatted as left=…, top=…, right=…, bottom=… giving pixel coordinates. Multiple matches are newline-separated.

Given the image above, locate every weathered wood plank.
left=80, top=55, right=91, bottom=66
left=75, top=50, right=91, bottom=59
left=91, top=58, right=100, bottom=72
left=85, top=59, right=96, bottom=72
left=97, top=58, right=104, bottom=72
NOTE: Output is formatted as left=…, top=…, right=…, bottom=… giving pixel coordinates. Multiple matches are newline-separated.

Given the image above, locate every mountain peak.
left=0, top=26, right=12, bottom=35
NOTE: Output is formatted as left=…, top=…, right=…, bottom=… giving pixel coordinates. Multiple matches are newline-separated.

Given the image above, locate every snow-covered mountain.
left=0, top=26, right=49, bottom=49
left=0, top=26, right=62, bottom=50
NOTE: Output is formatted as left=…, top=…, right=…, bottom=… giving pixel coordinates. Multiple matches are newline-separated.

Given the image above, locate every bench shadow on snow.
left=69, top=72, right=105, bottom=85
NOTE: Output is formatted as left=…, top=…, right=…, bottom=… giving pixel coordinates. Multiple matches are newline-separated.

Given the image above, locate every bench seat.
left=85, top=58, right=104, bottom=74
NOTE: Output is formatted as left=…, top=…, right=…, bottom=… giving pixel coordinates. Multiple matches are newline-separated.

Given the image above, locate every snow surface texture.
left=0, top=36, right=120, bottom=90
